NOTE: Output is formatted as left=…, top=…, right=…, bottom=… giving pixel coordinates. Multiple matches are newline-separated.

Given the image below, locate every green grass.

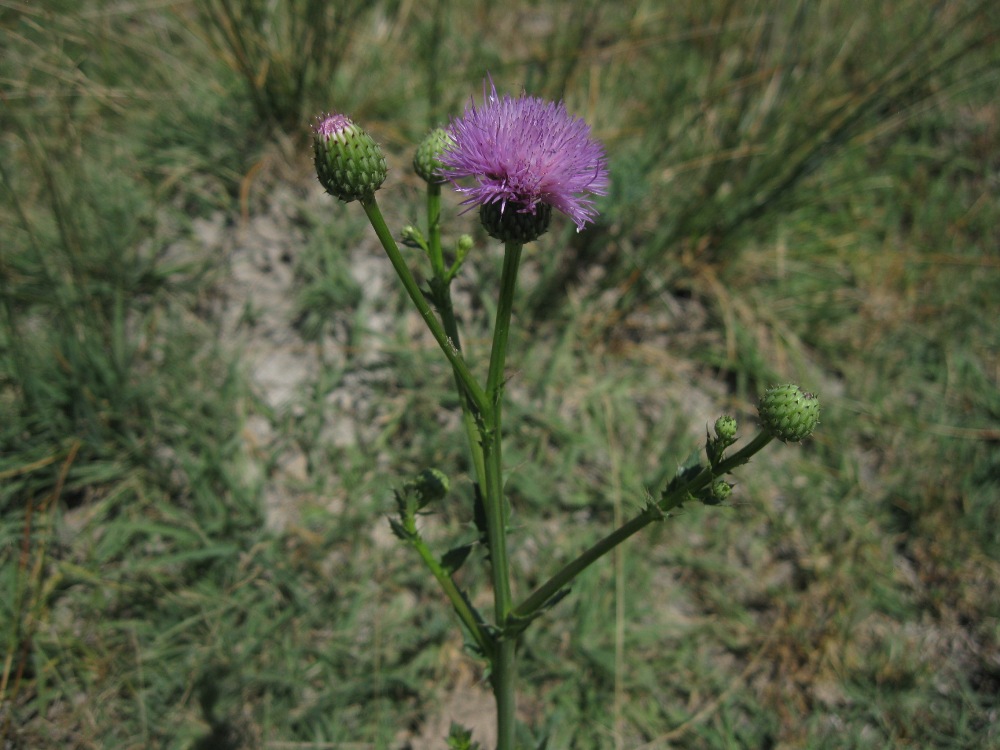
left=2, top=0, right=999, bottom=748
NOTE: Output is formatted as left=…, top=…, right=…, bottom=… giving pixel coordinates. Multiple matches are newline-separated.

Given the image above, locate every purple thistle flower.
left=440, top=76, right=609, bottom=232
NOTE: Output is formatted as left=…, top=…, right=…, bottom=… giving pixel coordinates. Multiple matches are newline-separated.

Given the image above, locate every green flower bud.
left=714, top=415, right=738, bottom=444
left=446, top=722, right=479, bottom=750
left=313, top=113, right=387, bottom=203
left=758, top=384, right=821, bottom=442
left=480, top=201, right=551, bottom=243
left=413, top=128, right=454, bottom=184
left=705, top=479, right=732, bottom=505
left=401, top=225, right=425, bottom=248
left=411, top=468, right=450, bottom=509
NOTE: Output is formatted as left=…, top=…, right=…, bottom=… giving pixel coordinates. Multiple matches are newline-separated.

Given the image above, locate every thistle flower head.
left=439, top=76, right=608, bottom=235
left=312, top=113, right=387, bottom=203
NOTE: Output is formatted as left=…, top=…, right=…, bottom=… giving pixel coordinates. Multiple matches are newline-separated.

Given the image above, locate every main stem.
left=484, top=240, right=524, bottom=750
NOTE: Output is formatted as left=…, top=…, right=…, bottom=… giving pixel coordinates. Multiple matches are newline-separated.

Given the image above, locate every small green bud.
left=401, top=225, right=425, bottom=248
left=445, top=234, right=475, bottom=281
left=447, top=722, right=481, bottom=749
left=313, top=113, right=387, bottom=203
left=758, top=384, right=821, bottom=442
left=704, top=479, right=732, bottom=505
left=456, top=234, right=474, bottom=254
left=480, top=201, right=551, bottom=243
left=714, top=415, right=738, bottom=444
left=413, top=127, right=454, bottom=184
left=411, top=468, right=450, bottom=508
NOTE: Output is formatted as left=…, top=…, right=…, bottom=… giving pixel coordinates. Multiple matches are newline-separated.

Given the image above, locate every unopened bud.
left=401, top=225, right=425, bottom=248
left=714, top=415, right=738, bottom=444
left=412, top=468, right=450, bottom=508
left=704, top=479, right=732, bottom=505
left=456, top=235, right=474, bottom=254
left=413, top=128, right=454, bottom=184
left=758, top=384, right=820, bottom=442
left=313, top=113, right=387, bottom=203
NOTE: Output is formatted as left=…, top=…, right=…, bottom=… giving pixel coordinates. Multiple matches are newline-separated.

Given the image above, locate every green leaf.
left=441, top=543, right=474, bottom=574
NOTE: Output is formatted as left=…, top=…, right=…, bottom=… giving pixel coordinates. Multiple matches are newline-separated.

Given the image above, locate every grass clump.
left=190, top=0, right=376, bottom=133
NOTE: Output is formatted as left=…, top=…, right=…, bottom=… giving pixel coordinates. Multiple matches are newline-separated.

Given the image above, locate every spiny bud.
left=480, top=201, right=552, bottom=243
left=703, top=479, right=732, bottom=506
left=758, top=384, right=821, bottom=442
left=313, top=113, right=387, bottom=203
left=413, top=128, right=454, bottom=184
left=411, top=468, right=450, bottom=509
left=714, top=415, right=738, bottom=444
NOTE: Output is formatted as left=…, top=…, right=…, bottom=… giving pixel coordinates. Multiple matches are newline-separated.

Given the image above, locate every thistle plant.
left=312, top=77, right=820, bottom=749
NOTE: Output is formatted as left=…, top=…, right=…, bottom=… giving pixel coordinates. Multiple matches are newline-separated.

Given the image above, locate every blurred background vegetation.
left=2, top=0, right=998, bottom=748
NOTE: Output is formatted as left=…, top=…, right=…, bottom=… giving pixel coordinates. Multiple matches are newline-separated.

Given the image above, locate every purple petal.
left=440, top=76, right=608, bottom=231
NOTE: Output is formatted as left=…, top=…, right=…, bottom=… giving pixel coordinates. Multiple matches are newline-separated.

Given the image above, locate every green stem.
left=425, top=182, right=444, bottom=276
left=486, top=242, right=523, bottom=403
left=513, top=431, right=775, bottom=620
left=513, top=502, right=670, bottom=623
left=482, top=241, right=523, bottom=621
left=406, top=527, right=490, bottom=656
left=425, top=184, right=488, bottom=499
left=483, top=240, right=524, bottom=750
left=494, top=637, right=517, bottom=750
left=360, top=195, right=490, bottom=418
